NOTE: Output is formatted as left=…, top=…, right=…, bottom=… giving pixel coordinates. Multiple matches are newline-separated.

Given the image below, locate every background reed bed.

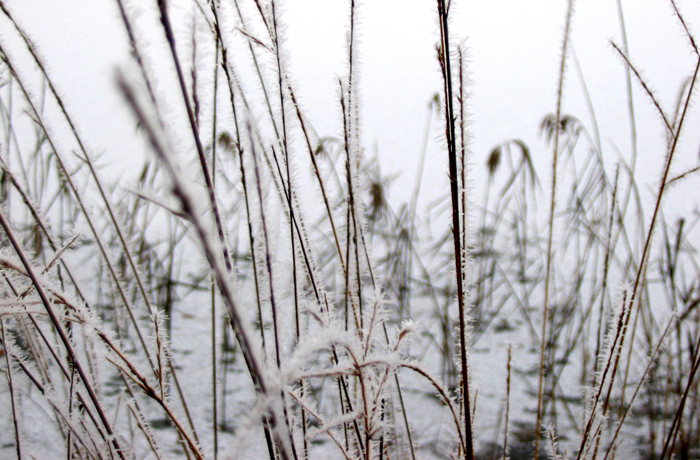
left=0, top=0, right=699, bottom=459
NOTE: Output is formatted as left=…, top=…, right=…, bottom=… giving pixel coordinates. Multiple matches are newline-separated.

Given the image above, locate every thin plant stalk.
left=535, top=2, right=575, bottom=458
left=0, top=318, right=21, bottom=459
left=211, top=33, right=220, bottom=459
left=502, top=344, right=511, bottom=460
left=157, top=0, right=233, bottom=273
left=436, top=0, right=474, bottom=458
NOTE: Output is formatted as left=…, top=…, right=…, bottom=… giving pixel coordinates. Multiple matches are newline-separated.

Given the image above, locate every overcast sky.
left=3, top=0, right=699, bottom=215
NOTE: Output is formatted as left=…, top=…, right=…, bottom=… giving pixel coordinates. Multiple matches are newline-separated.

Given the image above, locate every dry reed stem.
left=536, top=2, right=575, bottom=458
left=436, top=1, right=474, bottom=458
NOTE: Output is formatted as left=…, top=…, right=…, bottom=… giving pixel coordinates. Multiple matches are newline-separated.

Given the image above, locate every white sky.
left=3, top=0, right=700, bottom=214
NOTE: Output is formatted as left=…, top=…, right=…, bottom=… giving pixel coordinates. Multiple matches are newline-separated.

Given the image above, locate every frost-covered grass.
left=1, top=0, right=700, bottom=459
